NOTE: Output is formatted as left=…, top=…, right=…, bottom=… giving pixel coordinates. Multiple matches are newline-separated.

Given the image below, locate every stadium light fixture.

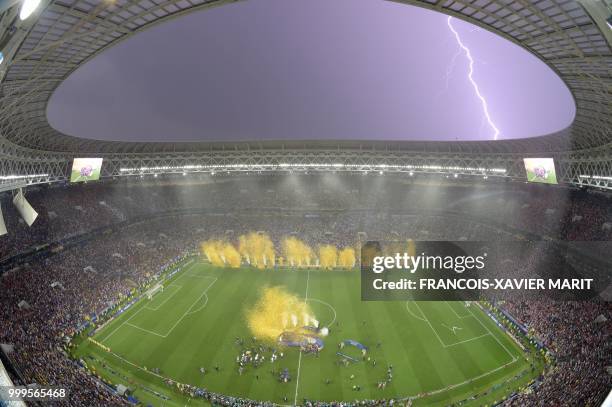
left=118, top=164, right=507, bottom=177
left=0, top=173, right=49, bottom=180
left=580, top=174, right=612, bottom=181
left=19, top=0, right=41, bottom=20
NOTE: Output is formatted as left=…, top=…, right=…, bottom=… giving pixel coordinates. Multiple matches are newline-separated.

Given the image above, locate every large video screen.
left=70, top=158, right=103, bottom=183
left=523, top=157, right=557, bottom=184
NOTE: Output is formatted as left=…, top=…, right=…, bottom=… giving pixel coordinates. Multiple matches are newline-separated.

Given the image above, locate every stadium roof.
left=0, top=0, right=610, bottom=156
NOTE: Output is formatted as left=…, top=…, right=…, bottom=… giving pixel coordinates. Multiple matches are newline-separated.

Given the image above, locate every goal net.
left=146, top=284, right=163, bottom=300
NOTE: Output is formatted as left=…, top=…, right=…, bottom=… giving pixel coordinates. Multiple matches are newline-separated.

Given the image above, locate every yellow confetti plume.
left=200, top=240, right=241, bottom=268
left=338, top=247, right=356, bottom=269
left=238, top=232, right=276, bottom=269
left=318, top=245, right=338, bottom=269
left=281, top=237, right=313, bottom=267
left=246, top=286, right=314, bottom=342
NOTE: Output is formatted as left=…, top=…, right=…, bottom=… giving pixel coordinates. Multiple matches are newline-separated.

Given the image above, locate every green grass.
left=73, top=261, right=543, bottom=406
left=526, top=169, right=557, bottom=184
left=69, top=167, right=101, bottom=183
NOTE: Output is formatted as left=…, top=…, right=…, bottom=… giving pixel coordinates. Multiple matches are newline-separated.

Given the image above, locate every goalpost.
left=146, top=284, right=164, bottom=300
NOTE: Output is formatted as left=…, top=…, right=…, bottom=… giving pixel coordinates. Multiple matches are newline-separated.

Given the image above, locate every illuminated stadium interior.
left=0, top=1, right=611, bottom=407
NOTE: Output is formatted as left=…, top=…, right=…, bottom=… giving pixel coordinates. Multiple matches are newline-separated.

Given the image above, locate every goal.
left=146, top=284, right=163, bottom=300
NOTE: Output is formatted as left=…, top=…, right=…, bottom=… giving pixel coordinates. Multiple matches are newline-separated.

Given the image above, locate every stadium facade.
left=0, top=0, right=610, bottom=191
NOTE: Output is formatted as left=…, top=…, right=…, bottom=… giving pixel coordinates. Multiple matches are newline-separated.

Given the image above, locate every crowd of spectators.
left=502, top=301, right=610, bottom=406
left=0, top=217, right=202, bottom=406
left=1, top=176, right=611, bottom=260
left=0, top=176, right=610, bottom=406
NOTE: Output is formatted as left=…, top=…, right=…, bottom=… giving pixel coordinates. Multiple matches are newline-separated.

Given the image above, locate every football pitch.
left=74, top=260, right=543, bottom=406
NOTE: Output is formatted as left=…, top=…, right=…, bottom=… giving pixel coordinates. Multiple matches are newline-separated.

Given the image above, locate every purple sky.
left=47, top=0, right=575, bottom=142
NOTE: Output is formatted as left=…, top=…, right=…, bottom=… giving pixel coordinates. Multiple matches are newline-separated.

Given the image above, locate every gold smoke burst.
left=281, top=237, right=313, bottom=267
left=200, top=240, right=241, bottom=268
left=319, top=245, right=338, bottom=269
left=238, top=232, right=276, bottom=269
left=338, top=247, right=356, bottom=268
left=246, top=286, right=315, bottom=342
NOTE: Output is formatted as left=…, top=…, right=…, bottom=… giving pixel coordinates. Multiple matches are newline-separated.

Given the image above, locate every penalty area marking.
left=467, top=304, right=516, bottom=362
left=145, top=284, right=182, bottom=311
left=411, top=302, right=493, bottom=349
left=100, top=304, right=145, bottom=342
left=405, top=301, right=427, bottom=322
left=445, top=301, right=472, bottom=319
left=124, top=322, right=166, bottom=338
left=185, top=292, right=210, bottom=315
left=99, top=263, right=215, bottom=343
left=152, top=276, right=217, bottom=338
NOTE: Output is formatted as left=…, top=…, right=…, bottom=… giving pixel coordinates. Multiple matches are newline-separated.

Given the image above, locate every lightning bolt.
left=446, top=16, right=500, bottom=140
left=444, top=49, right=462, bottom=91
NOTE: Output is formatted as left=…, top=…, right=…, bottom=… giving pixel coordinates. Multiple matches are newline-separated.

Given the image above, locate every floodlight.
left=19, top=0, right=41, bottom=20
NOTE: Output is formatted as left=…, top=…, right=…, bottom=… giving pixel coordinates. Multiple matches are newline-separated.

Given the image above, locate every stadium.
left=0, top=0, right=611, bottom=406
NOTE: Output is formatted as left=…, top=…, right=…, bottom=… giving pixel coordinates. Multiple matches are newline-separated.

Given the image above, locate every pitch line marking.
left=294, top=269, right=310, bottom=406
left=441, top=323, right=463, bottom=334
left=145, top=284, right=182, bottom=311
left=101, top=263, right=213, bottom=342
left=307, top=297, right=337, bottom=327
left=400, top=356, right=519, bottom=401
left=125, top=322, right=166, bottom=338
left=160, top=277, right=217, bottom=338
left=96, top=260, right=203, bottom=343
left=185, top=293, right=209, bottom=315
left=445, top=301, right=472, bottom=319
left=107, top=342, right=519, bottom=406
left=413, top=301, right=448, bottom=347
left=100, top=305, right=145, bottom=342
left=444, top=333, right=491, bottom=347
left=412, top=302, right=495, bottom=349
left=468, top=305, right=516, bottom=362
left=405, top=301, right=427, bottom=322
left=126, top=276, right=217, bottom=338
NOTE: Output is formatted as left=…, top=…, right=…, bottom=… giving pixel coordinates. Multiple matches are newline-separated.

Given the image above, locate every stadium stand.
left=0, top=0, right=610, bottom=404
left=0, top=176, right=610, bottom=406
